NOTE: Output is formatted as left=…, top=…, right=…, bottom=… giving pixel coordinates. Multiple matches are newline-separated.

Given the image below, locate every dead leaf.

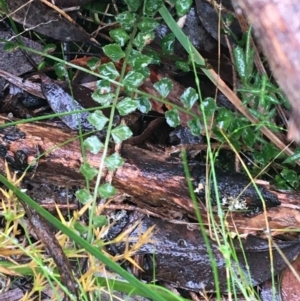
left=0, top=29, right=43, bottom=93
left=40, top=74, right=94, bottom=130
left=6, top=0, right=96, bottom=44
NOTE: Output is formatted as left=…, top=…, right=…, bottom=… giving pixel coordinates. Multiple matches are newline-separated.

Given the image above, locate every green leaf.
left=128, top=50, right=152, bottom=70
left=37, top=61, right=47, bottom=70
left=136, top=96, right=151, bottom=113
left=92, top=215, right=107, bottom=228
left=84, top=136, right=104, bottom=154
left=3, top=41, right=18, bottom=51
left=54, top=63, right=68, bottom=78
left=180, top=87, right=198, bottom=109
left=153, top=78, right=173, bottom=98
left=137, top=17, right=159, bottom=33
left=264, top=94, right=280, bottom=105
left=116, top=97, right=138, bottom=115
left=96, top=79, right=111, bottom=94
left=92, top=91, right=114, bottom=105
left=144, top=0, right=163, bottom=16
left=248, top=108, right=276, bottom=129
left=105, top=153, right=124, bottom=171
left=212, top=128, right=226, bottom=142
left=87, top=57, right=100, bottom=70
left=175, top=60, right=190, bottom=72
left=202, top=97, right=217, bottom=118
left=223, top=13, right=235, bottom=29
left=187, top=118, right=202, bottom=136
left=274, top=174, right=290, bottom=190
left=280, top=168, right=298, bottom=187
left=233, top=46, right=246, bottom=80
left=80, top=163, right=98, bottom=181
left=124, top=0, right=142, bottom=12
left=245, top=28, right=255, bottom=79
left=133, top=32, right=155, bottom=50
left=98, top=62, right=120, bottom=80
left=228, top=116, right=247, bottom=137
left=74, top=221, right=88, bottom=234
left=216, top=108, right=233, bottom=130
left=103, top=44, right=125, bottom=62
left=43, top=43, right=56, bottom=53
left=109, top=29, right=130, bottom=47
left=175, top=0, right=192, bottom=16
left=75, top=189, right=92, bottom=204
left=161, top=33, right=175, bottom=54
left=242, top=127, right=256, bottom=148
left=127, top=51, right=152, bottom=77
left=283, top=148, right=300, bottom=164
left=165, top=109, right=180, bottom=127
left=122, top=71, right=145, bottom=92
left=87, top=110, right=109, bottom=130
left=115, top=12, right=137, bottom=31
left=98, top=183, right=117, bottom=199
left=111, top=124, right=133, bottom=143
left=145, top=49, right=161, bottom=65
left=257, top=143, right=279, bottom=165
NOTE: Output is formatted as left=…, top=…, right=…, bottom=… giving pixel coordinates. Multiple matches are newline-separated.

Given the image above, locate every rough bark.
left=0, top=116, right=194, bottom=218
left=1, top=116, right=300, bottom=233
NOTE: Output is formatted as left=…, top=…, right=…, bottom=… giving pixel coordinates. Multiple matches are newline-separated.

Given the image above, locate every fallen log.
left=0, top=116, right=197, bottom=218
left=0, top=115, right=282, bottom=223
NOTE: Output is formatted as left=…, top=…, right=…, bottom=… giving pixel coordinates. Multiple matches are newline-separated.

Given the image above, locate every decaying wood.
left=0, top=116, right=196, bottom=218
left=1, top=116, right=300, bottom=232
left=232, top=0, right=300, bottom=141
